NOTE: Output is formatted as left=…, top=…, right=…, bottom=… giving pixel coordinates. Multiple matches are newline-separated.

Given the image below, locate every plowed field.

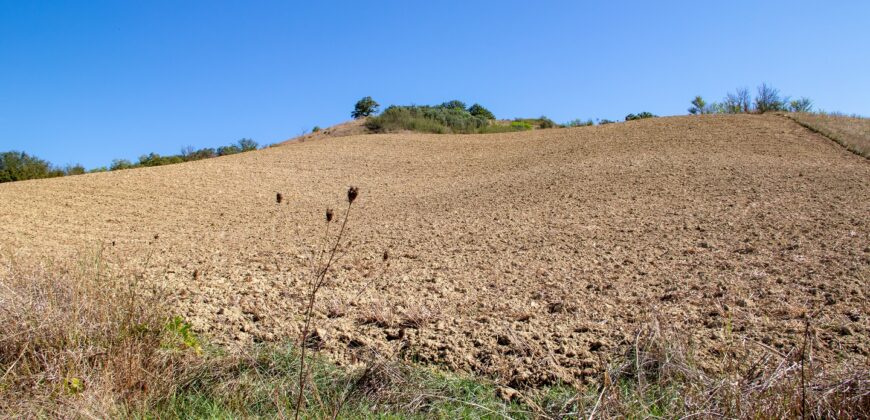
left=2, top=114, right=867, bottom=387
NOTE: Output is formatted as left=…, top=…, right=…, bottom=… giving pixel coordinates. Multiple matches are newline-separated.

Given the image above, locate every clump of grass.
left=142, top=345, right=528, bottom=418
left=573, top=314, right=870, bottom=418
left=0, top=249, right=198, bottom=417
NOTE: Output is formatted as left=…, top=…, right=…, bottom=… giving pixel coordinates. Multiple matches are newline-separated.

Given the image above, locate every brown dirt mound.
left=1, top=114, right=867, bottom=387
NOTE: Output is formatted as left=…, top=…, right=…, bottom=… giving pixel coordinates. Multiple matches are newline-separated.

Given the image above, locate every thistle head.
left=326, top=208, right=334, bottom=223
left=347, top=186, right=359, bottom=204
left=276, top=192, right=283, bottom=204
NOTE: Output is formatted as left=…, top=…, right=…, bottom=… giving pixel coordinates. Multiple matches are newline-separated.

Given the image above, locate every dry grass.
left=582, top=313, right=870, bottom=418
left=789, top=112, right=870, bottom=158
left=0, top=249, right=198, bottom=417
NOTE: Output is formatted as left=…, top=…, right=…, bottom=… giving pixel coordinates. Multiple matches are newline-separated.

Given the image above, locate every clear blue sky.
left=2, top=1, right=868, bottom=169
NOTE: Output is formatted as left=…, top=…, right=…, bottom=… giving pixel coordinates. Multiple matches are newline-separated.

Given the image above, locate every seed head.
left=326, top=208, right=334, bottom=223
left=347, top=186, right=359, bottom=204
left=382, top=250, right=389, bottom=262
left=276, top=192, right=283, bottom=204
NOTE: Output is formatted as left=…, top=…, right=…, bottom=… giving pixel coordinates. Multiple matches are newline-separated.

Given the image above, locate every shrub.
left=217, top=145, right=242, bottom=156
left=755, top=83, right=786, bottom=113
left=565, top=119, right=594, bottom=127
left=139, top=153, right=183, bottom=167
left=440, top=100, right=467, bottom=110
left=537, top=116, right=556, bottom=129
left=789, top=97, right=813, bottom=113
left=688, top=96, right=709, bottom=115
left=65, top=164, right=86, bottom=176
left=723, top=87, right=752, bottom=113
left=187, top=147, right=217, bottom=161
left=366, top=105, right=489, bottom=134
left=599, top=119, right=616, bottom=125
left=352, top=96, right=379, bottom=119
left=110, top=159, right=135, bottom=171
left=237, top=138, right=258, bottom=151
left=510, top=121, right=533, bottom=131
left=0, top=151, right=62, bottom=183
left=467, top=103, right=495, bottom=120
left=312, top=126, right=321, bottom=133
left=511, top=117, right=557, bottom=129
left=625, top=112, right=657, bottom=121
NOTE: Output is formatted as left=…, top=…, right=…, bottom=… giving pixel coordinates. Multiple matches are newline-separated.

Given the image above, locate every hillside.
left=1, top=114, right=868, bottom=387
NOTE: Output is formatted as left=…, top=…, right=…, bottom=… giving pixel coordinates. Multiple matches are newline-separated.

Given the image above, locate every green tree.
left=65, top=164, right=86, bottom=175
left=237, top=138, right=258, bottom=151
left=688, top=96, right=708, bottom=114
left=217, top=145, right=242, bottom=156
left=0, top=151, right=55, bottom=182
left=440, top=100, right=467, bottom=110
left=110, top=159, right=135, bottom=171
left=351, top=96, right=379, bottom=119
left=467, top=103, right=495, bottom=120
left=538, top=116, right=556, bottom=128
left=625, top=112, right=657, bottom=121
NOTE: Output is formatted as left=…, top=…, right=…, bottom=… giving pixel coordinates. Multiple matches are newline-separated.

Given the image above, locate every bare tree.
left=755, top=83, right=784, bottom=113
left=723, top=87, right=752, bottom=113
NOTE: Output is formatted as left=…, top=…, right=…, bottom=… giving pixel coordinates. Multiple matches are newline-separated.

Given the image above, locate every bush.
left=755, top=83, right=786, bottom=113
left=467, top=103, right=495, bottom=120
left=510, top=117, right=557, bottom=129
left=366, top=105, right=489, bottom=134
left=789, top=97, right=813, bottom=113
left=65, top=164, right=86, bottom=176
left=139, top=153, right=184, bottom=167
left=0, top=151, right=63, bottom=183
left=440, top=100, right=467, bottom=110
left=565, top=119, right=594, bottom=127
left=723, top=88, right=752, bottom=113
left=186, top=148, right=217, bottom=161
left=312, top=126, right=321, bottom=133
left=625, top=112, right=657, bottom=121
left=599, top=119, right=616, bottom=125
left=237, top=138, right=258, bottom=152
left=688, top=96, right=709, bottom=115
left=537, top=116, right=556, bottom=129
left=509, top=121, right=533, bottom=131
left=352, top=96, right=379, bottom=119
left=110, top=159, right=135, bottom=171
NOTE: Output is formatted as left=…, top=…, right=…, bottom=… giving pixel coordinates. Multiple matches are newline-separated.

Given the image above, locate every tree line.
left=1, top=138, right=258, bottom=183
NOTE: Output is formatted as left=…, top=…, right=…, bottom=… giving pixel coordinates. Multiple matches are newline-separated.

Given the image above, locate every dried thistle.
left=383, top=250, right=389, bottom=262
left=276, top=192, right=283, bottom=204
left=326, top=208, right=334, bottom=223
left=347, top=186, right=359, bottom=204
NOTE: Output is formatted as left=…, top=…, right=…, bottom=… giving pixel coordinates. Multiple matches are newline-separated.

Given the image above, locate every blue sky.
left=1, top=1, right=868, bottom=169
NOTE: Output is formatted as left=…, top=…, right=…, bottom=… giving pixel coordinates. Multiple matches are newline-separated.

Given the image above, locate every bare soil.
left=1, top=114, right=868, bottom=387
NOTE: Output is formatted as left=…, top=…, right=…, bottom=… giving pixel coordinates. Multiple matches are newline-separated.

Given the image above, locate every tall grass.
left=0, top=249, right=198, bottom=417
left=787, top=112, right=870, bottom=158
